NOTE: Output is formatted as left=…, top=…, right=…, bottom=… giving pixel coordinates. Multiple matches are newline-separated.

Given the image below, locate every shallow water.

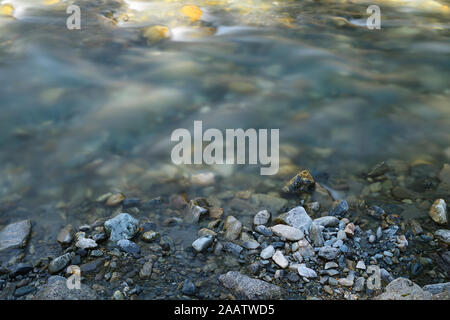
left=0, top=0, right=449, bottom=292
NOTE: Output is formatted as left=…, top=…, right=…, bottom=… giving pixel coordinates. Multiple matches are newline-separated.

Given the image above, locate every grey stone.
left=309, top=223, right=324, bottom=247
left=272, top=250, right=288, bottom=268
left=218, top=271, right=283, bottom=299
left=243, top=240, right=260, bottom=250
left=271, top=224, right=304, bottom=241
left=435, top=229, right=450, bottom=245
left=192, top=235, right=214, bottom=252
left=297, top=264, right=317, bottom=278
left=330, top=200, right=349, bottom=216
left=0, top=220, right=32, bottom=251
left=276, top=206, right=312, bottom=235
left=253, top=210, right=271, bottom=226
left=104, top=213, right=139, bottom=242
left=318, top=246, right=340, bottom=260
left=375, top=278, right=432, bottom=300
left=422, top=282, right=450, bottom=295
left=75, top=237, right=97, bottom=250
left=117, top=239, right=140, bottom=255
left=34, top=276, right=98, bottom=300
left=48, top=253, right=73, bottom=274
left=57, top=225, right=74, bottom=245
left=260, top=245, right=275, bottom=259
left=182, top=279, right=197, bottom=296
left=224, top=216, right=242, bottom=241
left=354, top=277, right=365, bottom=292
left=313, top=216, right=339, bottom=227
left=139, top=261, right=153, bottom=279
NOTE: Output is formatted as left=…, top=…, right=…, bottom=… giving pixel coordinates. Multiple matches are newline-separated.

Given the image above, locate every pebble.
left=242, top=240, right=260, bottom=250
left=48, top=253, right=73, bottom=274
left=139, top=261, right=153, bottom=279
left=356, top=260, right=366, bottom=270
left=429, top=199, right=447, bottom=224
left=0, top=219, right=32, bottom=251
left=330, top=200, right=349, bottom=217
left=272, top=250, right=289, bottom=268
left=271, top=224, right=304, bottom=241
left=255, top=225, right=273, bottom=237
left=57, top=225, right=74, bottom=245
left=117, top=239, right=140, bottom=255
left=192, top=235, right=214, bottom=252
left=325, top=262, right=338, bottom=270
left=338, top=277, right=354, bottom=287
left=253, top=210, right=271, bottom=226
left=104, top=213, right=139, bottom=242
left=142, top=231, right=159, bottom=243
left=75, top=237, right=97, bottom=250
left=224, top=216, right=242, bottom=241
left=297, top=264, right=317, bottom=278
left=309, top=223, right=324, bottom=247
left=283, top=170, right=315, bottom=193
left=260, top=245, right=275, bottom=259
left=354, top=277, right=365, bottom=292
left=10, top=263, right=33, bottom=277
left=275, top=206, right=312, bottom=235
left=318, top=246, right=340, bottom=260
left=313, top=216, right=339, bottom=227
left=182, top=279, right=198, bottom=296
left=434, top=229, right=450, bottom=245
left=344, top=223, right=355, bottom=237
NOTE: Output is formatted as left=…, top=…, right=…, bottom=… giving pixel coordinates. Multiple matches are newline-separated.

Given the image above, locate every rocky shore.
left=0, top=165, right=449, bottom=300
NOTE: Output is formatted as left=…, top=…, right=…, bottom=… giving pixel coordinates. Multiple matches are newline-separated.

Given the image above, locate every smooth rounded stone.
left=330, top=200, right=349, bottom=217
left=243, top=240, right=260, bottom=250
left=14, top=285, right=35, bottom=297
left=255, top=225, right=273, bottom=237
left=325, top=262, right=338, bottom=270
left=90, top=250, right=104, bottom=257
left=313, top=216, right=339, bottom=228
left=57, top=225, right=74, bottom=245
left=75, top=237, right=97, bottom=250
left=380, top=268, right=395, bottom=284
left=224, top=216, right=242, bottom=241
left=309, top=223, right=324, bottom=247
left=368, top=235, right=376, bottom=243
left=192, top=235, right=214, bottom=252
left=0, top=219, right=32, bottom=251
left=271, top=224, right=304, bottom=241
left=223, top=242, right=243, bottom=257
left=434, top=229, right=450, bottom=245
left=253, top=210, right=271, bottom=226
left=327, top=269, right=339, bottom=276
left=33, top=276, right=97, bottom=300
left=139, top=261, right=153, bottom=279
left=354, top=277, right=365, bottom=292
left=318, top=246, right=340, bottom=260
left=48, top=253, right=73, bottom=274
left=338, top=277, right=354, bottom=287
left=272, top=250, right=289, bottom=268
left=283, top=170, right=315, bottom=193
left=275, top=206, right=312, bottom=235
left=422, top=282, right=450, bottom=295
left=260, top=245, right=275, bottom=259
left=188, top=204, right=208, bottom=223
left=356, top=260, right=366, bottom=270
left=182, top=279, right=197, bottom=296
left=376, top=227, right=383, bottom=239
left=104, top=213, right=139, bottom=242
left=297, top=264, right=317, bottom=278
left=375, top=278, right=432, bottom=300
left=117, top=239, right=140, bottom=255
left=10, top=263, right=33, bottom=277
left=429, top=199, right=447, bottom=224
left=142, top=231, right=160, bottom=243
left=218, top=271, right=283, bottom=299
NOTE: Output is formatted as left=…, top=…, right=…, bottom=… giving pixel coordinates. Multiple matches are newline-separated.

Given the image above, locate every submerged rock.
left=0, top=220, right=32, bottom=251
left=34, top=276, right=97, bottom=300
left=117, top=239, right=140, bottom=255
left=253, top=210, right=271, bottom=226
left=218, top=271, right=283, bottom=299
left=104, top=213, right=139, bottom=242
left=429, top=199, right=447, bottom=224
left=192, top=235, right=213, bottom=252
left=224, top=216, right=242, bottom=241
left=182, top=279, right=197, bottom=296
left=57, top=225, right=74, bottom=245
left=283, top=170, right=315, bottom=194
left=330, top=200, right=349, bottom=217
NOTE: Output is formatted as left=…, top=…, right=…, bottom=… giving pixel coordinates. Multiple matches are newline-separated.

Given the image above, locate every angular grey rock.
left=434, top=229, right=450, bottom=245
left=313, top=216, right=339, bottom=227
left=104, top=213, right=139, bottom=242
left=271, top=224, right=304, bottom=241
left=309, top=223, right=324, bottom=247
left=242, top=240, right=260, bottom=250
left=330, top=200, right=349, bottom=216
left=192, top=235, right=213, bottom=252
left=0, top=220, right=32, bottom=251
left=75, top=237, right=97, bottom=250
left=272, top=250, right=288, bottom=268
left=375, top=278, right=432, bottom=300
left=297, top=264, right=317, bottom=278
left=218, top=271, right=283, bottom=299
left=182, top=279, right=197, bottom=296
left=139, top=261, right=153, bottom=279
left=253, top=210, right=271, bottom=226
left=354, top=277, right=365, bottom=292
left=57, top=225, right=74, bottom=245
left=318, top=246, right=340, bottom=260
left=117, top=239, right=140, bottom=254
left=295, top=239, right=315, bottom=258
left=276, top=206, right=312, bottom=235
left=224, top=216, right=242, bottom=241
left=48, top=253, right=73, bottom=274
left=33, top=276, right=97, bottom=300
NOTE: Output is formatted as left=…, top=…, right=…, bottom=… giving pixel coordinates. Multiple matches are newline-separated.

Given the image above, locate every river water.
left=0, top=0, right=449, bottom=294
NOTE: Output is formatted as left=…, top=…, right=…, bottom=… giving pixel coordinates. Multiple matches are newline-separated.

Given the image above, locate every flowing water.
left=0, top=0, right=449, bottom=295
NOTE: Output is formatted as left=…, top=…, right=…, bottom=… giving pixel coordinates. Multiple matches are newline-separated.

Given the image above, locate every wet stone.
left=330, top=200, right=349, bottom=217
left=0, top=219, right=32, bottom=251
left=10, top=263, right=33, bottom=277
left=142, top=231, right=160, bottom=243
left=253, top=210, right=271, bottom=226
left=429, top=199, right=447, bottom=225
left=283, top=170, right=315, bottom=193
left=182, top=279, right=197, bottom=296
left=309, top=223, right=324, bottom=247
left=104, top=213, right=139, bottom=242
left=192, top=235, right=213, bottom=253
left=434, top=229, right=450, bottom=245
left=139, top=261, right=153, bottom=279
left=57, top=225, right=74, bottom=245
left=117, top=239, right=140, bottom=255
left=224, top=216, right=242, bottom=241
left=48, top=253, right=73, bottom=274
